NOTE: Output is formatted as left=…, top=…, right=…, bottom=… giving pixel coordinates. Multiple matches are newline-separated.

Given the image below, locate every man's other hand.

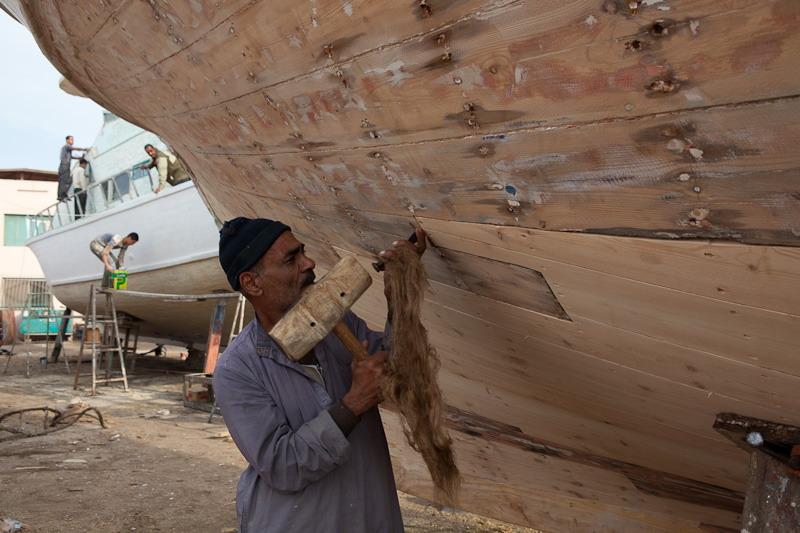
left=378, top=226, right=427, bottom=309
left=377, top=226, right=427, bottom=263
left=342, top=348, right=388, bottom=416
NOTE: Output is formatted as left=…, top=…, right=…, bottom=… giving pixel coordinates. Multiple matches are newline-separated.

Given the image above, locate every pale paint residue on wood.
left=365, top=60, right=412, bottom=86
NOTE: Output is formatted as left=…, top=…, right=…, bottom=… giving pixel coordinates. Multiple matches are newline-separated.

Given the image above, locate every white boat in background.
left=26, top=112, right=239, bottom=348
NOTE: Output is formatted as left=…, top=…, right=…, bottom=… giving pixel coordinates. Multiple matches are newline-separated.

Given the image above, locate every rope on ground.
left=0, top=405, right=107, bottom=442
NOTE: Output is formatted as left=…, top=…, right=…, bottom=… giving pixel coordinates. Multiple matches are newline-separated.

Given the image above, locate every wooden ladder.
left=73, top=285, right=129, bottom=395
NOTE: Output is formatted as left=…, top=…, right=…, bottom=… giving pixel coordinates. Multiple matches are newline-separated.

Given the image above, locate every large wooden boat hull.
left=5, top=0, right=799, bottom=530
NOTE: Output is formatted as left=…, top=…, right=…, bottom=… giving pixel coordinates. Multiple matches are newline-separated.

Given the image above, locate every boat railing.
left=28, top=168, right=162, bottom=238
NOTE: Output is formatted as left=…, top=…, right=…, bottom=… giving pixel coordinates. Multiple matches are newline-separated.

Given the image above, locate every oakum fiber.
left=383, top=245, right=460, bottom=505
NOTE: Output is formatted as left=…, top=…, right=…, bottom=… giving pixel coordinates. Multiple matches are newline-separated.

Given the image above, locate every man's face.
left=66, top=136, right=74, bottom=146
left=122, top=237, right=137, bottom=247
left=145, top=146, right=156, bottom=158
left=243, top=231, right=316, bottom=315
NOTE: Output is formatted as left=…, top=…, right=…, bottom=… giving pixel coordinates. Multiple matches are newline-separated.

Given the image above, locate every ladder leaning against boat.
left=72, top=287, right=242, bottom=395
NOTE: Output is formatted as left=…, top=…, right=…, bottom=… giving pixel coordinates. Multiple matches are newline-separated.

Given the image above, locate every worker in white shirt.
left=71, top=158, right=89, bottom=218
left=58, top=135, right=88, bottom=201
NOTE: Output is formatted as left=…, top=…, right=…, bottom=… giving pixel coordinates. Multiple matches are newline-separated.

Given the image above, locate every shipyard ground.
left=0, top=341, right=533, bottom=532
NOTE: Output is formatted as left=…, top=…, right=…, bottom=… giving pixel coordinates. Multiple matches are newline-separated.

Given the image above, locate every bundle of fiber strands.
left=383, top=245, right=460, bottom=505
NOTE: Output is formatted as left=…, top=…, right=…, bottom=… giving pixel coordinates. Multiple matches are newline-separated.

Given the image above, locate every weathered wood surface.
left=8, top=0, right=800, bottom=529
left=441, top=405, right=745, bottom=513
left=423, top=223, right=800, bottom=373
left=155, top=0, right=800, bottom=151
left=418, top=218, right=800, bottom=315
left=41, top=1, right=800, bottom=149
left=339, top=247, right=797, bottom=481
left=383, top=409, right=742, bottom=532
left=715, top=413, right=800, bottom=447
left=191, top=97, right=800, bottom=245
left=17, top=0, right=800, bottom=244
left=173, top=182, right=800, bottom=526
left=741, top=452, right=800, bottom=533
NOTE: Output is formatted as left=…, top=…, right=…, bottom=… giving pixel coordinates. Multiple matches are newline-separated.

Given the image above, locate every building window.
left=109, top=171, right=131, bottom=202
left=3, top=215, right=48, bottom=246
left=4, top=214, right=31, bottom=246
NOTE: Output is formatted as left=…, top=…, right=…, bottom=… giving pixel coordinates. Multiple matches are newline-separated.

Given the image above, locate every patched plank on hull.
left=435, top=249, right=570, bottom=320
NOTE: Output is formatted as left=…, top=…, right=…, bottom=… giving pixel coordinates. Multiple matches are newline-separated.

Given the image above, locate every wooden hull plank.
left=195, top=96, right=800, bottom=245
left=383, top=410, right=741, bottom=531
left=418, top=217, right=800, bottom=315
left=88, top=0, right=800, bottom=152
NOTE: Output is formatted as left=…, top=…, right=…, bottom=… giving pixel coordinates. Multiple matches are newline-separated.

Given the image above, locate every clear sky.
left=0, top=13, right=104, bottom=172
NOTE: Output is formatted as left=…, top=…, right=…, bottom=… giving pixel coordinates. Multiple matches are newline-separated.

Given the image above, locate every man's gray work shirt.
left=213, top=311, right=403, bottom=533
left=59, top=144, right=74, bottom=168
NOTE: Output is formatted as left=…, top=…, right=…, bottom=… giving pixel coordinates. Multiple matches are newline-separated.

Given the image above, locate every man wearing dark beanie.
left=213, top=216, right=427, bottom=533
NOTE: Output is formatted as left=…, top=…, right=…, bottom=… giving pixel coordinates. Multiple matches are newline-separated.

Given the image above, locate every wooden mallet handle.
left=332, top=321, right=370, bottom=362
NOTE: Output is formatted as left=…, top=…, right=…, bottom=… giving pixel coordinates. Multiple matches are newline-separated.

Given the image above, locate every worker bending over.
left=141, top=144, right=190, bottom=193
left=89, top=232, right=139, bottom=287
left=213, top=218, right=426, bottom=533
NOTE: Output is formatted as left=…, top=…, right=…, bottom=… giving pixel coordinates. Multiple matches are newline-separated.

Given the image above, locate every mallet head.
left=270, top=255, right=372, bottom=360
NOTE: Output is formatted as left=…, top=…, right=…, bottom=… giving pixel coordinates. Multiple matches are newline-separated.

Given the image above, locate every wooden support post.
left=90, top=285, right=98, bottom=395
left=713, top=413, right=800, bottom=531
left=51, top=307, right=72, bottom=364
left=741, top=452, right=800, bottom=532
left=203, top=300, right=227, bottom=374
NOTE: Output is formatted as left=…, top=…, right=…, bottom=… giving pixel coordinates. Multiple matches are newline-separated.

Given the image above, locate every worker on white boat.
left=89, top=232, right=139, bottom=288
left=140, top=144, right=190, bottom=193
left=57, top=135, right=87, bottom=201
left=71, top=158, right=89, bottom=219
left=213, top=217, right=426, bottom=533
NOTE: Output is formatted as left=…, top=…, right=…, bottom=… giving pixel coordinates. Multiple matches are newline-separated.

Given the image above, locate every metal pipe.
left=101, top=289, right=240, bottom=301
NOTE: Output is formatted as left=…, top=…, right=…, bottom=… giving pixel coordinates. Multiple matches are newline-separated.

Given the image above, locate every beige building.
left=0, top=169, right=59, bottom=310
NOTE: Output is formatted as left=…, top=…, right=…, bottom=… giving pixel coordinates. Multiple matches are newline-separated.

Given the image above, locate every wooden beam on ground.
left=50, top=307, right=72, bottom=363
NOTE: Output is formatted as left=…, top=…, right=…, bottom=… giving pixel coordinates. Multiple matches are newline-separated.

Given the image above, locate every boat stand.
left=714, top=413, right=800, bottom=531
left=207, top=293, right=246, bottom=422
left=73, top=285, right=130, bottom=395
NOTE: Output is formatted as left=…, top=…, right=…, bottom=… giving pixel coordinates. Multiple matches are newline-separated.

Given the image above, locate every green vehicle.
left=19, top=308, right=73, bottom=338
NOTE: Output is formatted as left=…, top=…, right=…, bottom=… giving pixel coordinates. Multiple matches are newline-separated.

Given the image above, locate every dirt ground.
left=1, top=342, right=533, bottom=532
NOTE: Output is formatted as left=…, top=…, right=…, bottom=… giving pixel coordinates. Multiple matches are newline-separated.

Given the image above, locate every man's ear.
left=239, top=271, right=263, bottom=297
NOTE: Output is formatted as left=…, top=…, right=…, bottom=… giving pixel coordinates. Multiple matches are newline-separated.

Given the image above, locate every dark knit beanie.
left=219, top=217, right=290, bottom=290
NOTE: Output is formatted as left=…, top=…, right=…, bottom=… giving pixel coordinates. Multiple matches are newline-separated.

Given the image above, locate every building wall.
left=0, top=177, right=58, bottom=305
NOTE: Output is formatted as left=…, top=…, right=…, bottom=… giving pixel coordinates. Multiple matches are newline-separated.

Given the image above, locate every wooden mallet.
left=270, top=256, right=373, bottom=362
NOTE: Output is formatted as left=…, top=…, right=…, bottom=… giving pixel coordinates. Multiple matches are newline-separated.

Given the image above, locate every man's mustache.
left=302, top=271, right=316, bottom=287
